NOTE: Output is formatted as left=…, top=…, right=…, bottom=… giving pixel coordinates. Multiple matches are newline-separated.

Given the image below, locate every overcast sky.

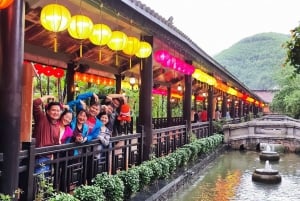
left=139, top=0, right=300, bottom=56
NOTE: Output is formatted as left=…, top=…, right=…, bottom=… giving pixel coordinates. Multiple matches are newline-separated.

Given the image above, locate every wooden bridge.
left=223, top=115, right=300, bottom=152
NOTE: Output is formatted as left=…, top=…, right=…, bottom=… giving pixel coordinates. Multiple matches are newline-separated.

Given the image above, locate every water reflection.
left=169, top=151, right=300, bottom=201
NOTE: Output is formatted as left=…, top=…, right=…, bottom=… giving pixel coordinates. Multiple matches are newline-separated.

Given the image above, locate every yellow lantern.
left=107, top=31, right=128, bottom=65
left=123, top=37, right=140, bottom=68
left=0, top=0, right=14, bottom=9
left=40, top=4, right=71, bottom=52
left=107, top=31, right=128, bottom=51
left=135, top=41, right=152, bottom=58
left=68, top=15, right=94, bottom=57
left=89, top=23, right=112, bottom=61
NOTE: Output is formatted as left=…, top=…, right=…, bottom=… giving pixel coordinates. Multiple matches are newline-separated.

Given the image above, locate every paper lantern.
left=107, top=31, right=128, bottom=51
left=40, top=4, right=71, bottom=52
left=89, top=24, right=112, bottom=45
left=154, top=50, right=170, bottom=63
left=53, top=68, right=65, bottom=78
left=123, top=37, right=140, bottom=68
left=123, top=37, right=140, bottom=55
left=89, top=23, right=112, bottom=61
left=43, top=66, right=54, bottom=77
left=0, top=0, right=14, bottom=9
left=68, top=15, right=94, bottom=57
left=135, top=41, right=152, bottom=58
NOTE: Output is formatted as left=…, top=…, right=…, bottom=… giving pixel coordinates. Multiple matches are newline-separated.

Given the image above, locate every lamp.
left=40, top=4, right=71, bottom=52
left=135, top=41, right=152, bottom=58
left=123, top=37, right=141, bottom=68
left=129, top=75, right=136, bottom=89
left=177, top=84, right=183, bottom=91
left=0, top=0, right=14, bottom=9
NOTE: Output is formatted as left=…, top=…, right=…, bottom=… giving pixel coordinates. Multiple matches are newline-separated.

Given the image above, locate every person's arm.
left=76, top=92, right=94, bottom=101
left=107, top=94, right=127, bottom=103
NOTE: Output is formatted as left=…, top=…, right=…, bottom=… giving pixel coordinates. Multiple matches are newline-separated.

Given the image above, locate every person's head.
left=88, top=102, right=101, bottom=117
left=60, top=110, right=73, bottom=126
left=99, top=112, right=109, bottom=125
left=45, top=102, right=62, bottom=121
left=111, top=98, right=122, bottom=109
left=76, top=109, right=88, bottom=124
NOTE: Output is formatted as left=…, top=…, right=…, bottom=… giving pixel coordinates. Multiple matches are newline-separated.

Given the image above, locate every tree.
left=283, top=25, right=300, bottom=74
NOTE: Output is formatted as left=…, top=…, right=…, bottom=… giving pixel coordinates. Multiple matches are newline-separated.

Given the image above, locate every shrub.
left=93, top=172, right=124, bottom=201
left=48, top=192, right=78, bottom=201
left=156, top=157, right=170, bottom=179
left=136, top=164, right=154, bottom=190
left=117, top=168, right=140, bottom=200
left=73, top=185, right=105, bottom=201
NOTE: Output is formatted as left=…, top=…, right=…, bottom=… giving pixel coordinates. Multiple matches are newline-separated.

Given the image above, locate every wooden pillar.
left=138, top=36, right=153, bottom=161
left=221, top=93, right=227, bottom=118
left=238, top=100, right=243, bottom=118
left=167, top=86, right=172, bottom=126
left=0, top=0, right=24, bottom=197
left=66, top=62, right=75, bottom=102
left=20, top=62, right=34, bottom=142
left=115, top=74, right=122, bottom=94
left=183, top=60, right=192, bottom=136
left=207, top=85, right=213, bottom=133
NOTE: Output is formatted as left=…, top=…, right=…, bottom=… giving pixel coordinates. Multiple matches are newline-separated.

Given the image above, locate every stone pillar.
left=0, top=0, right=24, bottom=197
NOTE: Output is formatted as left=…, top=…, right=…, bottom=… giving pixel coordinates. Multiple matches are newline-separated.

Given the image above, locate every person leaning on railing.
left=32, top=95, right=69, bottom=174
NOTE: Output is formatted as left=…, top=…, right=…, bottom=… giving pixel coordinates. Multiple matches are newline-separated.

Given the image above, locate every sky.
left=139, top=0, right=300, bottom=56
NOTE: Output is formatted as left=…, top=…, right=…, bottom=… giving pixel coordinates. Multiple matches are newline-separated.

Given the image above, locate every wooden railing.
left=13, top=117, right=210, bottom=201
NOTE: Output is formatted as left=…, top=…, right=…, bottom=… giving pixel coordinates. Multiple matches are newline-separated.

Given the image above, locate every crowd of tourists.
left=32, top=92, right=131, bottom=174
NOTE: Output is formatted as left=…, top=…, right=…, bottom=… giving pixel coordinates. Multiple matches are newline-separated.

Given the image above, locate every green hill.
left=213, top=32, right=289, bottom=90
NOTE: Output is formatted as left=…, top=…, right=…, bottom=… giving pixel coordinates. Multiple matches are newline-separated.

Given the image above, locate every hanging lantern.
left=123, top=37, right=140, bottom=55
left=40, top=4, right=71, bottom=52
left=0, top=0, right=14, bottom=9
left=68, top=15, right=94, bottom=57
left=107, top=31, right=128, bottom=51
left=154, top=50, right=170, bottom=63
left=89, top=23, right=112, bottom=61
left=53, top=68, right=65, bottom=78
left=107, top=31, right=128, bottom=65
left=43, top=66, right=54, bottom=77
left=135, top=41, right=152, bottom=58
left=122, top=37, right=140, bottom=68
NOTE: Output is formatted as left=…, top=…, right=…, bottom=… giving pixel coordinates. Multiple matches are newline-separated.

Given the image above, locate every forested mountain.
left=213, top=32, right=289, bottom=90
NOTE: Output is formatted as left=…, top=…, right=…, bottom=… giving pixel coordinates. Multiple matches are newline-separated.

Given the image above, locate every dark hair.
left=60, top=109, right=73, bottom=120
left=76, top=109, right=88, bottom=117
left=45, top=102, right=62, bottom=111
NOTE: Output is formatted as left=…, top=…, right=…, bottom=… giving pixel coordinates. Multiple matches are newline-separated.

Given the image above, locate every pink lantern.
left=154, top=50, right=170, bottom=63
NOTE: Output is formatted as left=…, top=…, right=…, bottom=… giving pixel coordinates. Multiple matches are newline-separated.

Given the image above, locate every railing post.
left=19, top=140, right=36, bottom=201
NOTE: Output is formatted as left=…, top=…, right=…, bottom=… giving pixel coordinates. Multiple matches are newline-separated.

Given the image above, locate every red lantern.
left=53, top=68, right=65, bottom=78
left=34, top=63, right=44, bottom=75
left=43, top=66, right=54, bottom=77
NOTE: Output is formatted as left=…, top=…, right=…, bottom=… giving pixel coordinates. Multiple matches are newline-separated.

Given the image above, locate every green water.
left=169, top=151, right=300, bottom=201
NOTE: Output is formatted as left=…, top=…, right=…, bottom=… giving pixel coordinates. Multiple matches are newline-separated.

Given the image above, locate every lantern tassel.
left=116, top=52, right=119, bottom=66
left=54, top=35, right=57, bottom=53
left=80, top=43, right=83, bottom=58
left=129, top=57, right=132, bottom=69
left=99, top=48, right=102, bottom=62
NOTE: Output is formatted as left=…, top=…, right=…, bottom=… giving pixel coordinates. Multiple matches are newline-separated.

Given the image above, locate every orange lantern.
left=68, top=15, right=94, bottom=57
left=40, top=4, right=71, bottom=52
left=0, top=0, right=14, bottom=9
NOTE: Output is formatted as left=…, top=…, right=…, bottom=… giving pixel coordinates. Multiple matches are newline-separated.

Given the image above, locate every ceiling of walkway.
left=24, top=0, right=223, bottom=98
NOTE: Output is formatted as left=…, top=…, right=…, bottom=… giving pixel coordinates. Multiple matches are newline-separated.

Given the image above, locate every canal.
left=169, top=150, right=300, bottom=201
